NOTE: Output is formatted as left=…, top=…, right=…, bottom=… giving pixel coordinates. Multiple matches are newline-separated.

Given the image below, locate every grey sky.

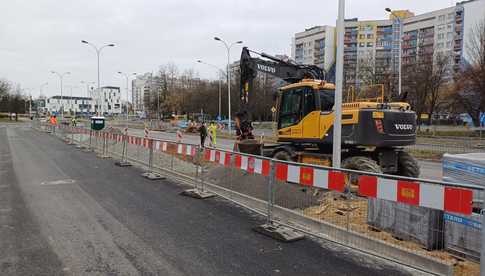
left=0, top=0, right=458, bottom=99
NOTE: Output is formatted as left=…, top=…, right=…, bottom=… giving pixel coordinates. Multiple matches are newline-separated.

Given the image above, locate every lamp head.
left=385, top=8, right=392, bottom=12
left=214, top=37, right=221, bottom=41
left=108, top=44, right=115, bottom=47
left=81, top=40, right=88, bottom=44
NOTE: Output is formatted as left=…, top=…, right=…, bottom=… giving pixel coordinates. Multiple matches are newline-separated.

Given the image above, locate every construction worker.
left=50, top=115, right=57, bottom=125
left=71, top=116, right=77, bottom=127
left=199, top=122, right=207, bottom=148
left=210, top=122, right=217, bottom=146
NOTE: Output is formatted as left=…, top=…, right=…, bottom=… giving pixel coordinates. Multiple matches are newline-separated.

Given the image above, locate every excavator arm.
left=239, top=47, right=325, bottom=104
left=235, top=47, right=325, bottom=142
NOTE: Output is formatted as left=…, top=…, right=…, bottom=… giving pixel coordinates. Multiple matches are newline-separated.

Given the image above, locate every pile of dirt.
left=303, top=193, right=479, bottom=276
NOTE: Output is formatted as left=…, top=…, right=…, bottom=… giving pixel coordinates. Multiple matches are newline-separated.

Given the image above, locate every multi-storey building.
left=292, top=26, right=336, bottom=73
left=45, top=96, right=93, bottom=114
left=340, top=2, right=483, bottom=98
left=132, top=73, right=152, bottom=113
left=93, top=86, right=122, bottom=115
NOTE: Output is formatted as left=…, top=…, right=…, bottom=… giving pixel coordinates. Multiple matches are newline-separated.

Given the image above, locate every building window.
left=359, top=42, right=365, bottom=47
left=367, top=42, right=373, bottom=47
left=438, top=33, right=445, bottom=40
left=437, top=42, right=444, bottom=49
left=439, top=15, right=446, bottom=22
left=367, top=34, right=374, bottom=39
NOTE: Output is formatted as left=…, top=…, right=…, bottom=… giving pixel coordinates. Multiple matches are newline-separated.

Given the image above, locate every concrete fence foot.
left=253, top=223, right=305, bottom=242
left=115, top=161, right=132, bottom=167
left=141, top=172, right=165, bottom=180
left=180, top=189, right=216, bottom=199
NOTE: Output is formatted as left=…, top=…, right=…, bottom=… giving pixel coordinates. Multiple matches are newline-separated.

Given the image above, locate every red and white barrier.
left=358, top=176, right=473, bottom=215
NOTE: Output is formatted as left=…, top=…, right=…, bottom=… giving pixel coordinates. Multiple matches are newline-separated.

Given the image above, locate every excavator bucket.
left=235, top=139, right=263, bottom=156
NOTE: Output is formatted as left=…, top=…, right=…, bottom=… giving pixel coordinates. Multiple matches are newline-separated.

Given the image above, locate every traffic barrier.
left=36, top=122, right=484, bottom=275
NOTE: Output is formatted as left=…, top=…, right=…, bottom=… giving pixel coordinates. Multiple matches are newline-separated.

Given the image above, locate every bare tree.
left=455, top=19, right=485, bottom=126
left=404, top=50, right=449, bottom=126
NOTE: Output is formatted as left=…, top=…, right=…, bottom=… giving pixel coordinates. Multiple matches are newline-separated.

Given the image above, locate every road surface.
left=127, top=128, right=444, bottom=181
left=0, top=123, right=415, bottom=276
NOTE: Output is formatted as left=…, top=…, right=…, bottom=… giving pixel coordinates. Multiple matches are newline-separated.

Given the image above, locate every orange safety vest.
left=50, top=116, right=57, bottom=125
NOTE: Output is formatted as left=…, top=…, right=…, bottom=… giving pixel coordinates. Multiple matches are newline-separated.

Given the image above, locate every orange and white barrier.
left=358, top=176, right=473, bottom=215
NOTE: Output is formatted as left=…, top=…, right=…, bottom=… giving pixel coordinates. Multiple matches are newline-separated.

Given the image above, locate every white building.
left=132, top=73, right=152, bottom=112
left=93, top=86, right=122, bottom=115
left=292, top=26, right=336, bottom=72
left=45, top=96, right=94, bottom=114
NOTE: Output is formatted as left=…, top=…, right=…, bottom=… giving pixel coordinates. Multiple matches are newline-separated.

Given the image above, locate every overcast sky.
left=0, top=0, right=458, bottom=99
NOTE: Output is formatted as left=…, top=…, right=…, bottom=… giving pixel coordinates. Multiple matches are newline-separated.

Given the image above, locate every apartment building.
left=93, top=86, right=122, bottom=115
left=132, top=73, right=152, bottom=112
left=45, top=96, right=93, bottom=114
left=340, top=2, right=485, bottom=97
left=292, top=26, right=336, bottom=73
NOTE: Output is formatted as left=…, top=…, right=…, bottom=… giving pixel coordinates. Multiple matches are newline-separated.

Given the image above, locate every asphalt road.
left=0, top=123, right=415, bottom=276
left=127, top=128, right=444, bottom=181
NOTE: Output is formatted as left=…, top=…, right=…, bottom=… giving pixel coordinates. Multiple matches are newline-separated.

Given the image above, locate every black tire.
left=342, top=156, right=382, bottom=173
left=273, top=150, right=293, bottom=161
left=396, top=151, right=420, bottom=178
left=341, top=156, right=382, bottom=192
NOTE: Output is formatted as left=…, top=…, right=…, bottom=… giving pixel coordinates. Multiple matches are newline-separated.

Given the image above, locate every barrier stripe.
left=358, top=176, right=473, bottom=215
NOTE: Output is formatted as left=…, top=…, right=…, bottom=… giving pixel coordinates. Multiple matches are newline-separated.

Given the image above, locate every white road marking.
left=40, top=179, right=76, bottom=185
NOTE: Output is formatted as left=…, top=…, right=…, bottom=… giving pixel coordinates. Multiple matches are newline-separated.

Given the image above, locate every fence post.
left=180, top=146, right=215, bottom=199
left=141, top=138, right=163, bottom=180
left=97, top=132, right=110, bottom=159
left=253, top=159, right=304, bottom=242
left=67, top=126, right=75, bottom=145
left=481, top=209, right=485, bottom=276
left=266, top=160, right=275, bottom=225
left=115, top=130, right=131, bottom=167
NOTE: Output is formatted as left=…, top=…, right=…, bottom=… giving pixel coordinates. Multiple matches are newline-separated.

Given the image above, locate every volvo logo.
left=394, top=124, right=413, bottom=130
left=257, top=64, right=276, bottom=74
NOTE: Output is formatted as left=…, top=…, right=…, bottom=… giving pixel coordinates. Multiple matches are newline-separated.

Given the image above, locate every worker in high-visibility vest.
left=209, top=122, right=217, bottom=146
left=50, top=115, right=57, bottom=125
left=71, top=117, right=77, bottom=127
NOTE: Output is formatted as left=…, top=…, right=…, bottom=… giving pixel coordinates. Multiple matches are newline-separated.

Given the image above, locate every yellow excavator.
left=236, top=47, right=419, bottom=177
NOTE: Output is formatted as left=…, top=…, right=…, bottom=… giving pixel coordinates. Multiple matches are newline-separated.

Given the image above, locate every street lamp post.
left=80, top=81, right=95, bottom=114
left=197, top=60, right=226, bottom=120
left=38, top=82, right=48, bottom=114
left=385, top=8, right=403, bottom=96
left=51, top=71, right=70, bottom=120
left=81, top=40, right=115, bottom=115
left=332, top=0, right=346, bottom=169
left=214, top=37, right=243, bottom=133
left=117, top=72, right=137, bottom=121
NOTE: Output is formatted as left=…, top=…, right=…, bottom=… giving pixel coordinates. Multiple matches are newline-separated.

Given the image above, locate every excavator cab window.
left=279, top=88, right=303, bottom=129
left=319, top=89, right=335, bottom=112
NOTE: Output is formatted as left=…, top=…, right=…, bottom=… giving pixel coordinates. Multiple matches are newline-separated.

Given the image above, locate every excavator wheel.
left=342, top=156, right=382, bottom=193
left=273, top=150, right=293, bottom=161
left=396, top=151, right=420, bottom=178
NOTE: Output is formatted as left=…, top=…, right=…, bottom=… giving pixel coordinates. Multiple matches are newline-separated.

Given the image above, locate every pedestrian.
left=71, top=116, right=77, bottom=127
left=199, top=122, right=207, bottom=148
left=210, top=122, right=217, bottom=146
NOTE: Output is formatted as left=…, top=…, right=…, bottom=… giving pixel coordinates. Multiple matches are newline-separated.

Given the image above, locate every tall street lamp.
left=214, top=37, right=243, bottom=133
left=385, top=8, right=403, bottom=96
left=117, top=71, right=137, bottom=120
left=81, top=40, right=115, bottom=115
left=332, top=0, right=346, bottom=169
left=80, top=81, right=95, bottom=114
left=197, top=60, right=226, bottom=120
left=51, top=71, right=70, bottom=119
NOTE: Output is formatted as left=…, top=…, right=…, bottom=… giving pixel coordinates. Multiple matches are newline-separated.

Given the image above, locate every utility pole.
left=332, top=0, right=345, bottom=169
left=81, top=40, right=115, bottom=115
left=51, top=71, right=70, bottom=120
left=214, top=37, right=243, bottom=133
